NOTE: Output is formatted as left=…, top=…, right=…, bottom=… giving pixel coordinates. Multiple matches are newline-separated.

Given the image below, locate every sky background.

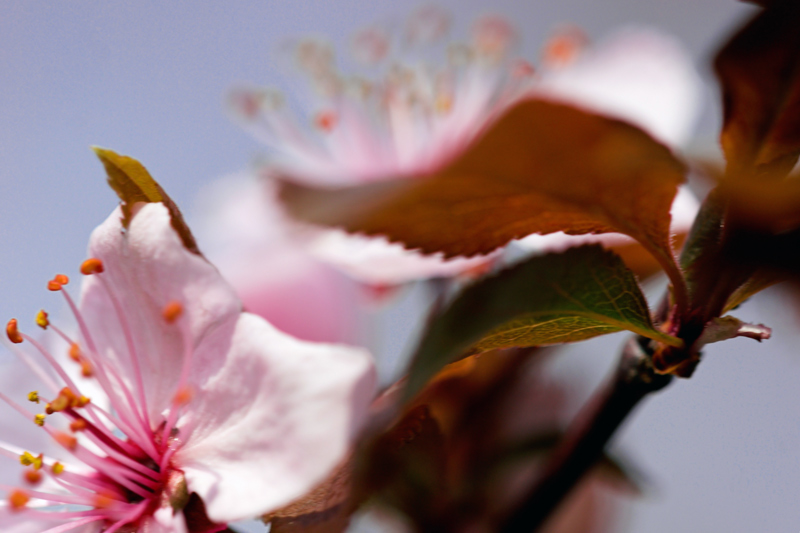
left=4, top=1, right=798, bottom=532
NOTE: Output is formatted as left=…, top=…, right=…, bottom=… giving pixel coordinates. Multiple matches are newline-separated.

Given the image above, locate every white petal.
left=307, top=230, right=494, bottom=285
left=176, top=312, right=376, bottom=523
left=534, top=27, right=703, bottom=148
left=141, top=507, right=188, bottom=533
left=79, top=202, right=242, bottom=424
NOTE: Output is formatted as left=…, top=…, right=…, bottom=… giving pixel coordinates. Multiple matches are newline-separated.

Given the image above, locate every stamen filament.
left=96, top=276, right=151, bottom=430
left=40, top=516, right=106, bottom=533
left=7, top=343, right=60, bottom=394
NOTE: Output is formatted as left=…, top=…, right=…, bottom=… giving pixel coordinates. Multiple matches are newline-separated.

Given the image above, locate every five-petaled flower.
left=0, top=201, right=376, bottom=532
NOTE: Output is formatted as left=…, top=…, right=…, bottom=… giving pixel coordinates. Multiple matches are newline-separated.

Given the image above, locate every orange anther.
left=80, top=359, right=94, bottom=378
left=24, top=469, right=42, bottom=485
left=54, top=274, right=69, bottom=285
left=47, top=280, right=62, bottom=291
left=94, top=492, right=116, bottom=509
left=9, top=489, right=29, bottom=511
left=53, top=432, right=78, bottom=451
left=76, top=396, right=91, bottom=408
left=6, top=319, right=23, bottom=344
left=162, top=301, right=183, bottom=324
left=70, top=418, right=88, bottom=432
left=50, top=387, right=78, bottom=412
left=69, top=343, right=82, bottom=362
left=80, top=258, right=104, bottom=275
left=35, top=309, right=49, bottom=329
left=173, top=386, right=194, bottom=406
left=314, top=111, right=337, bottom=132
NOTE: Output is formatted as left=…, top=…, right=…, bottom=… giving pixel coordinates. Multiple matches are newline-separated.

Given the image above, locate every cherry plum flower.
left=222, top=10, right=702, bottom=289
left=0, top=202, right=376, bottom=532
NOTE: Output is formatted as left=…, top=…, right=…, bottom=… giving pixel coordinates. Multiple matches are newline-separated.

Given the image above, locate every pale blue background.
left=4, top=1, right=797, bottom=532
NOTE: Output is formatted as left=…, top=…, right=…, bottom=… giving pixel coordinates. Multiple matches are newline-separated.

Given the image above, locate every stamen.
left=69, top=342, right=81, bottom=361
left=6, top=318, right=22, bottom=344
left=36, top=309, right=50, bottom=329
left=314, top=111, right=338, bottom=132
left=20, top=451, right=43, bottom=469
left=52, top=462, right=64, bottom=475
left=53, top=431, right=78, bottom=451
left=80, top=258, right=104, bottom=275
left=173, top=386, right=193, bottom=406
left=34, top=413, right=46, bottom=426
left=70, top=419, right=88, bottom=432
left=162, top=301, right=183, bottom=324
left=28, top=391, right=40, bottom=403
left=24, top=468, right=43, bottom=485
left=8, top=489, right=29, bottom=511
left=47, top=274, right=69, bottom=291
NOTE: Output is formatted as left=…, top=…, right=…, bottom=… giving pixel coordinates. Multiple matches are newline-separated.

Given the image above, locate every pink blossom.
left=223, top=13, right=702, bottom=287
left=0, top=202, right=376, bottom=532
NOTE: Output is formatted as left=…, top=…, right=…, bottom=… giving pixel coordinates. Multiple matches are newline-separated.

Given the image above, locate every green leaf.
left=404, top=245, right=681, bottom=401
left=92, top=147, right=201, bottom=255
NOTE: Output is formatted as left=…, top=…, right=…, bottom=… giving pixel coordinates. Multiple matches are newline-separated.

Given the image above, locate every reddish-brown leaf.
left=714, top=2, right=800, bottom=176
left=281, top=99, right=687, bottom=303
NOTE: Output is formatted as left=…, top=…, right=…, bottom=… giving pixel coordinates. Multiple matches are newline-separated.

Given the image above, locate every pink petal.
left=175, top=312, right=376, bottom=523
left=194, top=175, right=359, bottom=343
left=79, top=203, right=242, bottom=424
left=534, top=27, right=703, bottom=148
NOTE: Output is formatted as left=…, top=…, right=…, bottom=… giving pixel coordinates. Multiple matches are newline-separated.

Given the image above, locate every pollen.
left=20, top=452, right=43, bottom=470
left=35, top=309, right=49, bottom=329
left=54, top=431, right=78, bottom=451
left=70, top=418, right=88, bottom=432
left=6, top=318, right=23, bottom=344
left=173, top=386, right=194, bottom=406
left=76, top=395, right=91, bottom=408
left=162, top=301, right=183, bottom=324
left=34, top=414, right=46, bottom=427
left=51, top=462, right=64, bottom=475
left=80, top=257, right=105, bottom=275
left=24, top=468, right=42, bottom=485
left=8, top=489, right=29, bottom=511
left=27, top=391, right=40, bottom=404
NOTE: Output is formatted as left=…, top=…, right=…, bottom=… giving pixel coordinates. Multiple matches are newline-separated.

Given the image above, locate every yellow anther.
left=27, top=391, right=40, bottom=404
left=76, top=396, right=91, bottom=408
left=51, top=462, right=64, bottom=475
left=19, top=452, right=43, bottom=470
left=34, top=414, right=46, bottom=427
left=35, top=309, right=49, bottom=329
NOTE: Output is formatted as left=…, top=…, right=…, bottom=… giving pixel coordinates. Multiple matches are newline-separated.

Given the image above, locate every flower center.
left=0, top=259, right=194, bottom=532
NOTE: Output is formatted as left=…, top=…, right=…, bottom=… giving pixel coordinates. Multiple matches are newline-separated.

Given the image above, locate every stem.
left=498, top=336, right=673, bottom=533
